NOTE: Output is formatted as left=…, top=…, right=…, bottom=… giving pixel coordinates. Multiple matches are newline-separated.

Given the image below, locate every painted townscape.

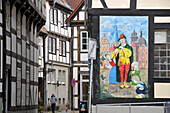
left=100, top=16, right=149, bottom=98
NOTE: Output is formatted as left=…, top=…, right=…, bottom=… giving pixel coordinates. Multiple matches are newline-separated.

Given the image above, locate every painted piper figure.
left=111, top=34, right=133, bottom=89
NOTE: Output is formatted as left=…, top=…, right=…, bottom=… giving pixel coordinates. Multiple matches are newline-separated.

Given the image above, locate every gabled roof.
left=65, top=0, right=84, bottom=23
left=67, top=0, right=82, bottom=10
left=54, top=0, right=73, bottom=11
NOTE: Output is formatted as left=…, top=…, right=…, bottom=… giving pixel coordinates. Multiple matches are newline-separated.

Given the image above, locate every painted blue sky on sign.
left=100, top=16, right=148, bottom=46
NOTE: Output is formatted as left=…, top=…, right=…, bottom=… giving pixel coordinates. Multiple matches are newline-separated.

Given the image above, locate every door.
left=80, top=74, right=89, bottom=101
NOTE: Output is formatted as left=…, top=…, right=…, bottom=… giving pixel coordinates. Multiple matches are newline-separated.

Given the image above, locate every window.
left=54, top=9, right=58, bottom=25
left=61, top=12, right=67, bottom=29
left=154, top=29, right=170, bottom=78
left=59, top=41, right=62, bottom=55
left=59, top=98, right=61, bottom=104
left=17, top=11, right=21, bottom=38
left=53, top=39, right=56, bottom=53
left=39, top=37, right=42, bottom=58
left=50, top=8, right=58, bottom=25
left=17, top=68, right=21, bottom=106
left=26, top=71, right=29, bottom=105
left=58, top=70, right=61, bottom=84
left=63, top=98, right=65, bottom=104
left=51, top=70, right=55, bottom=83
left=62, top=71, right=65, bottom=84
left=59, top=40, right=66, bottom=56
left=49, top=38, right=51, bottom=53
left=80, top=31, right=88, bottom=52
left=49, top=37, right=56, bottom=54
left=47, top=72, right=51, bottom=83
left=63, top=42, right=66, bottom=56
left=50, top=8, right=54, bottom=23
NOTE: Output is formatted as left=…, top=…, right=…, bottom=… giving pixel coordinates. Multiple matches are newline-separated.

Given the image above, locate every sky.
left=100, top=16, right=149, bottom=46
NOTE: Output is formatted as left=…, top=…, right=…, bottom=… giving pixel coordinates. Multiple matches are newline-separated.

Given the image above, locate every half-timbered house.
left=43, top=0, right=72, bottom=110
left=88, top=0, right=170, bottom=113
left=0, top=0, right=46, bottom=113
left=66, top=0, right=89, bottom=110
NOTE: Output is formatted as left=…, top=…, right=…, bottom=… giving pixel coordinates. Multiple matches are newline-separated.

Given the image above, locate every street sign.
left=72, top=79, right=76, bottom=87
left=88, top=38, right=97, bottom=60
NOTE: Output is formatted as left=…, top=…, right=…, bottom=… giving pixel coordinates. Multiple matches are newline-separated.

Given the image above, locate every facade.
left=0, top=0, right=46, bottom=113
left=88, top=0, right=170, bottom=113
left=100, top=34, right=110, bottom=69
left=42, top=0, right=72, bottom=110
left=66, top=0, right=89, bottom=110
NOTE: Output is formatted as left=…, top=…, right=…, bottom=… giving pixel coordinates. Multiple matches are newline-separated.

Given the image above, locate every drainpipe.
left=2, top=0, right=7, bottom=113
left=43, top=35, right=47, bottom=110
left=68, top=39, right=72, bottom=108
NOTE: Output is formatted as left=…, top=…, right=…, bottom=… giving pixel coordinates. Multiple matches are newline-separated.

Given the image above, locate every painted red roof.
left=67, top=0, right=82, bottom=10
left=131, top=42, right=137, bottom=47
left=65, top=0, right=84, bottom=23
left=55, top=0, right=73, bottom=10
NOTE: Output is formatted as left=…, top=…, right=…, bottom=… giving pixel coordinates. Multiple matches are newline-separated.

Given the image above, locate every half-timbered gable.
left=0, top=0, right=46, bottom=113
left=66, top=0, right=89, bottom=110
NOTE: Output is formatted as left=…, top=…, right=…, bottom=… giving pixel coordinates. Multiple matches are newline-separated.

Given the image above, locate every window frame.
left=59, top=40, right=66, bottom=57
left=48, top=37, right=56, bottom=54
left=80, top=31, right=88, bottom=52
left=50, top=8, right=58, bottom=26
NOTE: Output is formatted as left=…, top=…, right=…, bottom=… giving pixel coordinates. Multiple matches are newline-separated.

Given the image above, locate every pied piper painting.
left=99, top=16, right=149, bottom=98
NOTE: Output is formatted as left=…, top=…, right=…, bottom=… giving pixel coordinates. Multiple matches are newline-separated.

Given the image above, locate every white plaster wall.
left=74, top=27, right=78, bottom=37
left=73, top=16, right=77, bottom=21
left=60, top=56, right=63, bottom=62
left=79, top=11, right=85, bottom=20
left=6, top=56, right=11, bottom=64
left=73, top=82, right=78, bottom=95
left=73, top=67, right=78, bottom=80
left=0, top=27, right=2, bottom=36
left=74, top=97, right=78, bottom=109
left=66, top=53, right=69, bottom=63
left=0, top=11, right=1, bottom=24
left=137, top=0, right=170, bottom=9
left=49, top=54, right=52, bottom=60
left=80, top=67, right=89, bottom=71
left=80, top=53, right=88, bottom=61
left=73, top=50, right=78, bottom=61
left=92, top=0, right=130, bottom=8
left=66, top=41, right=69, bottom=52
left=73, top=38, right=78, bottom=49
left=154, top=16, right=170, bottom=23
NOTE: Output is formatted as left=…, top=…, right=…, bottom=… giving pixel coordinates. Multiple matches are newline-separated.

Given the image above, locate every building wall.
left=0, top=0, right=46, bottom=112
left=44, top=1, right=71, bottom=110
left=70, top=4, right=90, bottom=110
